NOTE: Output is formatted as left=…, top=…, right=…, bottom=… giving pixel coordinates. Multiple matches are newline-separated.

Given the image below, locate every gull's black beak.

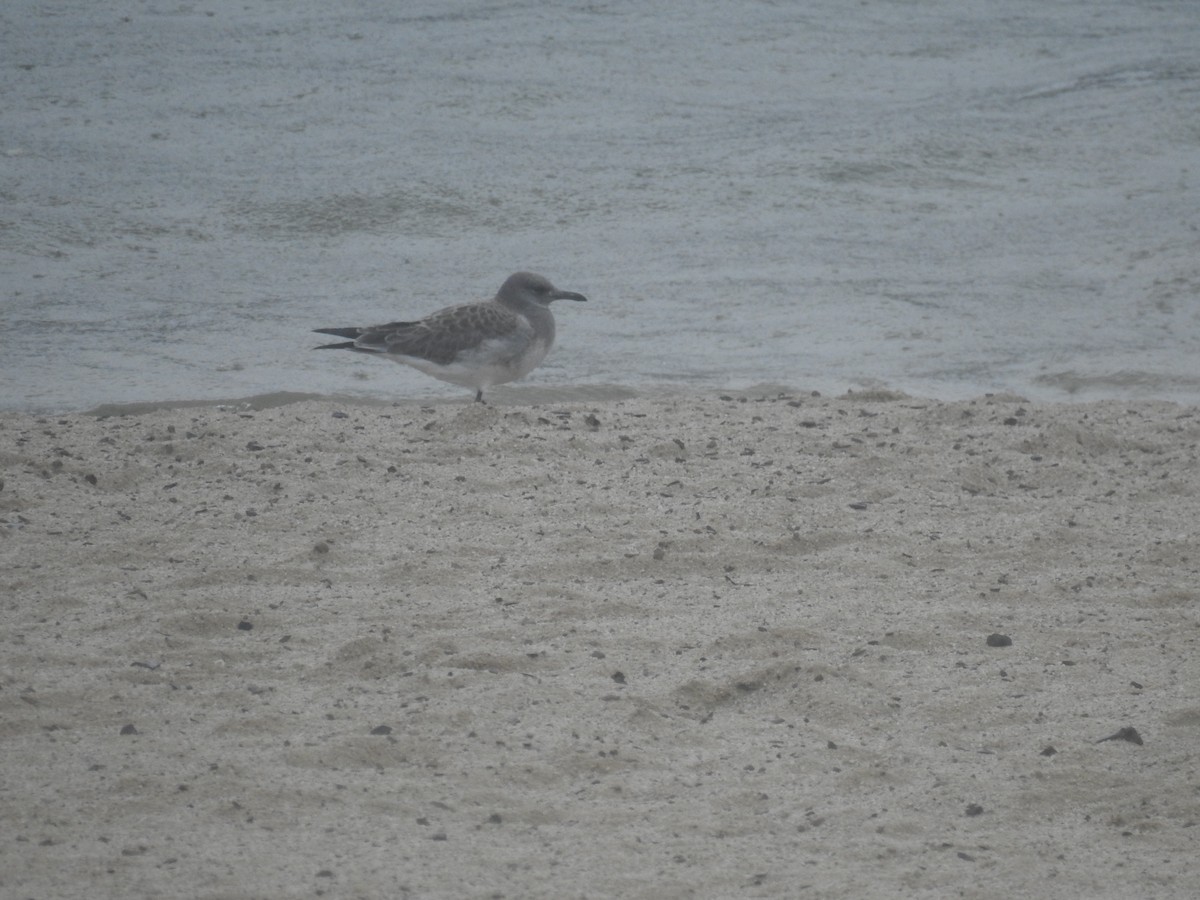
left=552, top=290, right=588, bottom=303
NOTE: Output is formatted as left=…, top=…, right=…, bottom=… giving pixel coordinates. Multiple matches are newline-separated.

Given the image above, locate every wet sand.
left=2, top=391, right=1198, bottom=898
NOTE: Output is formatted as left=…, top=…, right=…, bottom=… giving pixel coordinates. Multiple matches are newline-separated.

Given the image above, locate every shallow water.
left=3, top=0, right=1198, bottom=411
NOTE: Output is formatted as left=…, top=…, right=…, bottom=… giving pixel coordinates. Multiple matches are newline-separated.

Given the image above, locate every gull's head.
left=500, top=271, right=588, bottom=307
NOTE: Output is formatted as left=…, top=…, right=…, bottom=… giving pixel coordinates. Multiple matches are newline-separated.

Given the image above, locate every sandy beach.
left=2, top=391, right=1198, bottom=899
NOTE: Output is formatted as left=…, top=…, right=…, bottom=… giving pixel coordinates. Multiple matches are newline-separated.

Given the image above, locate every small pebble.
left=1097, top=726, right=1143, bottom=746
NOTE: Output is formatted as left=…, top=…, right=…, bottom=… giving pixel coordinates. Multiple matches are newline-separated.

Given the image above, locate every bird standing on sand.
left=314, top=271, right=587, bottom=403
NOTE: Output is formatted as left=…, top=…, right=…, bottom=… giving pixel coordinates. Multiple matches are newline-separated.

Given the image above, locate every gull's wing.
left=353, top=302, right=529, bottom=366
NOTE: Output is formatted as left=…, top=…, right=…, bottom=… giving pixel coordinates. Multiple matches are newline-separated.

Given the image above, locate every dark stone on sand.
left=1097, top=726, right=1143, bottom=746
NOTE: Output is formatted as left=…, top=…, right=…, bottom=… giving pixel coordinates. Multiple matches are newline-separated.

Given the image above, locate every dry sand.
left=2, top=391, right=1198, bottom=899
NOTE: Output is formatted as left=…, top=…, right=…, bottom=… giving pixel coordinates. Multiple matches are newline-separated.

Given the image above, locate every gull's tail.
left=313, top=326, right=364, bottom=339
left=313, top=326, right=368, bottom=351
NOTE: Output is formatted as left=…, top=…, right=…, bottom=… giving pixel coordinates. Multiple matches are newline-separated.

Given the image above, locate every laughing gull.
left=314, top=271, right=587, bottom=403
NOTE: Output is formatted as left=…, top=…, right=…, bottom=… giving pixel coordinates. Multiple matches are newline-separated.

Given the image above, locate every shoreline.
left=21, top=379, right=1200, bottom=422
left=3, top=392, right=1198, bottom=898
left=10, top=366, right=1200, bottom=418
left=2, top=364, right=1200, bottom=422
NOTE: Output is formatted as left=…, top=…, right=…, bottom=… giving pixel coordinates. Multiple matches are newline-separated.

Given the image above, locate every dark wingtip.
left=313, top=341, right=359, bottom=351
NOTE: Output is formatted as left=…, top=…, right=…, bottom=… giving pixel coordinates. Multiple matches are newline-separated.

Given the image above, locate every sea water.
left=3, top=0, right=1198, bottom=412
